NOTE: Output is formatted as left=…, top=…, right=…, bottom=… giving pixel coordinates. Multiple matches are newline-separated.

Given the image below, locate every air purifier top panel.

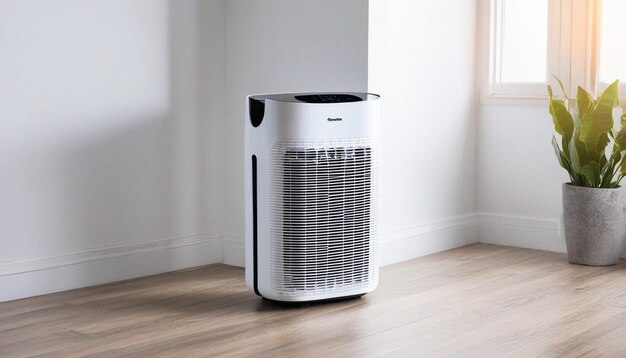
left=247, top=91, right=379, bottom=140
left=249, top=92, right=379, bottom=104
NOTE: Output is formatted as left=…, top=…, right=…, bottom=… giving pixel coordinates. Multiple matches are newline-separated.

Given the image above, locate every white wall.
left=0, top=0, right=224, bottom=301
left=1, top=0, right=484, bottom=301
left=477, top=106, right=565, bottom=219
left=476, top=105, right=569, bottom=252
left=0, top=0, right=371, bottom=300
left=476, top=102, right=626, bottom=257
left=471, top=0, right=566, bottom=253
left=197, top=0, right=227, bottom=243
left=368, top=0, right=479, bottom=264
left=220, top=0, right=370, bottom=265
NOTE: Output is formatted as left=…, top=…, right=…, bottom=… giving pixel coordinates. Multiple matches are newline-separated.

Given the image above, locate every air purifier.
left=245, top=92, right=380, bottom=302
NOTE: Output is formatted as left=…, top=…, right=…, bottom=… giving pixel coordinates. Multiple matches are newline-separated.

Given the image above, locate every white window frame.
left=481, top=0, right=600, bottom=104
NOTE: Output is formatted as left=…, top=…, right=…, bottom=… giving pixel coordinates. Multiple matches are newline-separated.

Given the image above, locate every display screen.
left=294, top=94, right=363, bottom=103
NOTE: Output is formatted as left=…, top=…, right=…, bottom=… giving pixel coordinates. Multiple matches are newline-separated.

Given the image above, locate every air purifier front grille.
left=270, top=139, right=378, bottom=297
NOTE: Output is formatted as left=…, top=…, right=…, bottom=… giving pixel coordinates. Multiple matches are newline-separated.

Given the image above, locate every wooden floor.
left=3, top=244, right=626, bottom=357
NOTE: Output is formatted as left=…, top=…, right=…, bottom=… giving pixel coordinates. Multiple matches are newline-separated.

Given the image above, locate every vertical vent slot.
left=252, top=155, right=260, bottom=296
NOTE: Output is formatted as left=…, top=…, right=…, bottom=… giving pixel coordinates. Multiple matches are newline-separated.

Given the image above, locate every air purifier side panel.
left=244, top=101, right=254, bottom=293
left=245, top=98, right=281, bottom=295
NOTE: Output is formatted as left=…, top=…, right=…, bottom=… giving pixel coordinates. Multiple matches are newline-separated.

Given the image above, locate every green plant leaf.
left=548, top=86, right=574, bottom=144
left=599, top=148, right=608, bottom=170
left=600, top=146, right=620, bottom=187
left=570, top=134, right=592, bottom=172
left=612, top=148, right=622, bottom=175
left=548, top=79, right=624, bottom=188
left=617, top=132, right=626, bottom=152
left=554, top=76, right=570, bottom=101
left=576, top=86, right=594, bottom=121
left=618, top=113, right=626, bottom=149
left=597, top=133, right=611, bottom=156
left=580, top=161, right=601, bottom=187
left=552, top=136, right=572, bottom=175
left=551, top=136, right=563, bottom=165
left=579, top=80, right=619, bottom=154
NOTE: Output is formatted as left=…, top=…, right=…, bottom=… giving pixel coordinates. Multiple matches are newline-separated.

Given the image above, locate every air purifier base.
left=260, top=294, right=365, bottom=306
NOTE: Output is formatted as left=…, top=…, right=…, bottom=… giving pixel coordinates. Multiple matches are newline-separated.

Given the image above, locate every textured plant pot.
left=562, top=183, right=624, bottom=266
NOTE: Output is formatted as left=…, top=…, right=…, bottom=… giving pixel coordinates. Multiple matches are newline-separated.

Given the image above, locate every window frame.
left=481, top=0, right=602, bottom=104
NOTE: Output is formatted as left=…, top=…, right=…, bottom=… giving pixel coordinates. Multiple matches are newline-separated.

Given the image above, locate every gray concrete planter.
left=562, top=183, right=624, bottom=266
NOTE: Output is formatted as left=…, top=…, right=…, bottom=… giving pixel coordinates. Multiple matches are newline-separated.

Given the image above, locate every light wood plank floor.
left=3, top=243, right=626, bottom=357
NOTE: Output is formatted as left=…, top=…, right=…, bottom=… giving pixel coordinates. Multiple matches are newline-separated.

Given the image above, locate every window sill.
left=480, top=93, right=549, bottom=106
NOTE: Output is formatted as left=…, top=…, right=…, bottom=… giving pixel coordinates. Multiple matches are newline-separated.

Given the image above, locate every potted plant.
left=549, top=80, right=625, bottom=266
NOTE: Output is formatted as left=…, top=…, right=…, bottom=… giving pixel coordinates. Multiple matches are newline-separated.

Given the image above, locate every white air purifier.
left=245, top=92, right=380, bottom=303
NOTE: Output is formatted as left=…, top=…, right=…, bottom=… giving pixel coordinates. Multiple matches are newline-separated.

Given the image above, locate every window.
left=489, top=0, right=553, bottom=97
left=498, top=0, right=548, bottom=83
left=485, top=0, right=626, bottom=101
left=597, top=0, right=626, bottom=99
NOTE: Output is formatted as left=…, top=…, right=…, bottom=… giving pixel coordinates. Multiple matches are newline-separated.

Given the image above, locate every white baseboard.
left=477, top=212, right=626, bottom=258
left=220, top=214, right=479, bottom=268
left=379, top=214, right=479, bottom=266
left=477, top=213, right=564, bottom=253
left=222, top=234, right=245, bottom=267
left=5, top=218, right=479, bottom=302
left=222, top=212, right=626, bottom=268
left=0, top=234, right=222, bottom=302
left=17, top=213, right=602, bottom=302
